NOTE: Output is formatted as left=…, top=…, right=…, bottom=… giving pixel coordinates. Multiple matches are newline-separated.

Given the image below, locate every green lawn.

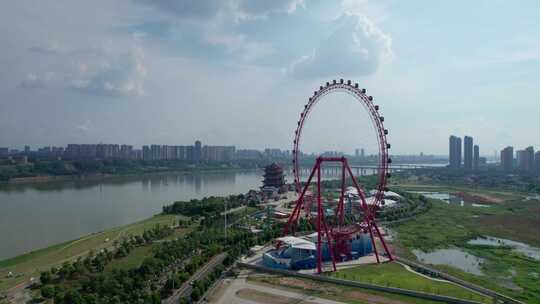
left=332, top=263, right=491, bottom=303
left=0, top=214, right=180, bottom=292
left=250, top=274, right=444, bottom=304
left=103, top=245, right=156, bottom=273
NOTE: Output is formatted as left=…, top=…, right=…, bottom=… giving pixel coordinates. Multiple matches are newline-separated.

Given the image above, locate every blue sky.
left=1, top=0, right=539, bottom=155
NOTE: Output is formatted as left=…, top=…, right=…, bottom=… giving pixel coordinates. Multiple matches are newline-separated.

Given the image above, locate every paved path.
left=4, top=281, right=32, bottom=304
left=211, top=273, right=344, bottom=304
left=163, top=253, right=227, bottom=304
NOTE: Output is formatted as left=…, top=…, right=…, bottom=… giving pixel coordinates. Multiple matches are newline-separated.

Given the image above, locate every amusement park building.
left=262, top=232, right=373, bottom=270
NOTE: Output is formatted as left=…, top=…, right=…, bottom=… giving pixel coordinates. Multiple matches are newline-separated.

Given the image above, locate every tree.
left=64, top=289, right=84, bottom=304
left=179, top=297, right=190, bottom=304
left=40, top=270, right=52, bottom=285
left=58, top=262, right=74, bottom=280
left=191, top=287, right=201, bottom=301
left=41, top=285, right=55, bottom=299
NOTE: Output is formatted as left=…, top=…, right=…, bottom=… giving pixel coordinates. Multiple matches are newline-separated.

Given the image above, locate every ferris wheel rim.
left=292, top=79, right=390, bottom=211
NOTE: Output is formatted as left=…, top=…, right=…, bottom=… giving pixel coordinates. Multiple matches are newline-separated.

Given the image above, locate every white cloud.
left=75, top=120, right=92, bottom=133
left=19, top=44, right=147, bottom=98
left=237, top=0, right=305, bottom=17
left=70, top=48, right=147, bottom=97
left=19, top=73, right=48, bottom=89
left=131, top=0, right=302, bottom=64
left=290, top=14, right=392, bottom=79
left=134, top=0, right=304, bottom=19
left=133, top=0, right=222, bottom=18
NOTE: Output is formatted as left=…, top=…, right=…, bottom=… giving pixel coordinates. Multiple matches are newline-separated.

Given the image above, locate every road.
left=3, top=281, right=33, bottom=304
left=162, top=253, right=227, bottom=304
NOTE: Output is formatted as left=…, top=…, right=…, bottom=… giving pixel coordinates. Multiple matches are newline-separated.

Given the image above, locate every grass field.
left=250, top=273, right=453, bottom=304
left=0, top=214, right=180, bottom=292
left=103, top=245, right=156, bottom=273
left=249, top=274, right=441, bottom=304
left=391, top=183, right=523, bottom=202
left=391, top=185, right=540, bottom=303
left=331, top=263, right=491, bottom=303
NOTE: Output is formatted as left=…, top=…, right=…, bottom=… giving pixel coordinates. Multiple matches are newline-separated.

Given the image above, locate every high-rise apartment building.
left=120, top=145, right=133, bottom=159
left=464, top=136, right=473, bottom=171
left=202, top=145, right=235, bottom=162
left=142, top=146, right=151, bottom=160
left=500, top=146, right=514, bottom=172
left=535, top=151, right=540, bottom=172
left=517, top=146, right=534, bottom=172
left=236, top=149, right=262, bottom=160
left=449, top=135, right=462, bottom=169
left=194, top=140, right=202, bottom=161
left=473, top=145, right=479, bottom=171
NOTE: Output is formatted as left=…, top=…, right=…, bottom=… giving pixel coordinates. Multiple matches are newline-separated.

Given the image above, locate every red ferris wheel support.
left=283, top=79, right=394, bottom=273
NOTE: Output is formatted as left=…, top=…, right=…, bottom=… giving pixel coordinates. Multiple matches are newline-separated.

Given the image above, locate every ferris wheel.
left=284, top=79, right=393, bottom=273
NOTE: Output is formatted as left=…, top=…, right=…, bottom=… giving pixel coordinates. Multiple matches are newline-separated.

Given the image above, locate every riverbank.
left=0, top=214, right=182, bottom=293
left=0, top=167, right=261, bottom=186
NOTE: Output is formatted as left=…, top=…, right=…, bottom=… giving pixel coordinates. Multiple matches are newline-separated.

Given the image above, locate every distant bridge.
left=293, top=164, right=443, bottom=176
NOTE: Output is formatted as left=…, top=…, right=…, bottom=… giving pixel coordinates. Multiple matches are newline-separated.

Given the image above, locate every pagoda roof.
left=264, top=162, right=283, bottom=170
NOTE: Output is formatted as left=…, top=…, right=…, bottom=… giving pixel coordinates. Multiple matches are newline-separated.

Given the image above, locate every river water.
left=0, top=171, right=268, bottom=260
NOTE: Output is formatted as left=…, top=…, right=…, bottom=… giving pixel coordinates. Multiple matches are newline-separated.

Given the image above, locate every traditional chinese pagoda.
left=261, top=163, right=286, bottom=196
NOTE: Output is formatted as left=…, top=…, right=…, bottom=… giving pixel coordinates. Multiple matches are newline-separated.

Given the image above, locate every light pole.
left=224, top=198, right=227, bottom=240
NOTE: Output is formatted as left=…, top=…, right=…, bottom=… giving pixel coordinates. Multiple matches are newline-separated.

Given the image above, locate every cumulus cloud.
left=290, top=14, right=392, bottom=79
left=28, top=43, right=62, bottom=55
left=134, top=0, right=303, bottom=19
left=70, top=49, right=147, bottom=97
left=19, top=73, right=53, bottom=89
left=75, top=119, right=92, bottom=133
left=19, top=44, right=146, bottom=98
left=237, top=0, right=305, bottom=16
left=130, top=0, right=303, bottom=63
left=133, top=0, right=222, bottom=18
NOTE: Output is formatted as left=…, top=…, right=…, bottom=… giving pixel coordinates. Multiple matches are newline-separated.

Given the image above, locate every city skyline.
left=1, top=1, right=540, bottom=154
left=0, top=141, right=491, bottom=159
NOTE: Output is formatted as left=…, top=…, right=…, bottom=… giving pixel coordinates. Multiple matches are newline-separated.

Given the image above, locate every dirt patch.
left=252, top=276, right=419, bottom=304
left=345, top=290, right=409, bottom=304
left=454, top=192, right=505, bottom=204
left=236, top=288, right=321, bottom=304
left=278, top=277, right=340, bottom=294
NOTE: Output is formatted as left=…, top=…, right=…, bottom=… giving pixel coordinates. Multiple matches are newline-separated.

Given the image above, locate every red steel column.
left=367, top=220, right=380, bottom=263
left=283, top=163, right=318, bottom=237
left=338, top=159, right=346, bottom=226
left=316, top=159, right=322, bottom=274
left=372, top=221, right=394, bottom=261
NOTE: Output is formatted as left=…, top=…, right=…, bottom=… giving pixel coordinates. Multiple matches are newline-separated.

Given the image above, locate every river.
left=0, top=171, right=268, bottom=261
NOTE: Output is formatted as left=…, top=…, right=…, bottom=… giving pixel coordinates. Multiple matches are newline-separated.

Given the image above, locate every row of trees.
left=0, top=158, right=273, bottom=181
left=37, top=193, right=279, bottom=304
left=162, top=194, right=245, bottom=217
left=378, top=191, right=432, bottom=222
left=38, top=224, right=174, bottom=303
